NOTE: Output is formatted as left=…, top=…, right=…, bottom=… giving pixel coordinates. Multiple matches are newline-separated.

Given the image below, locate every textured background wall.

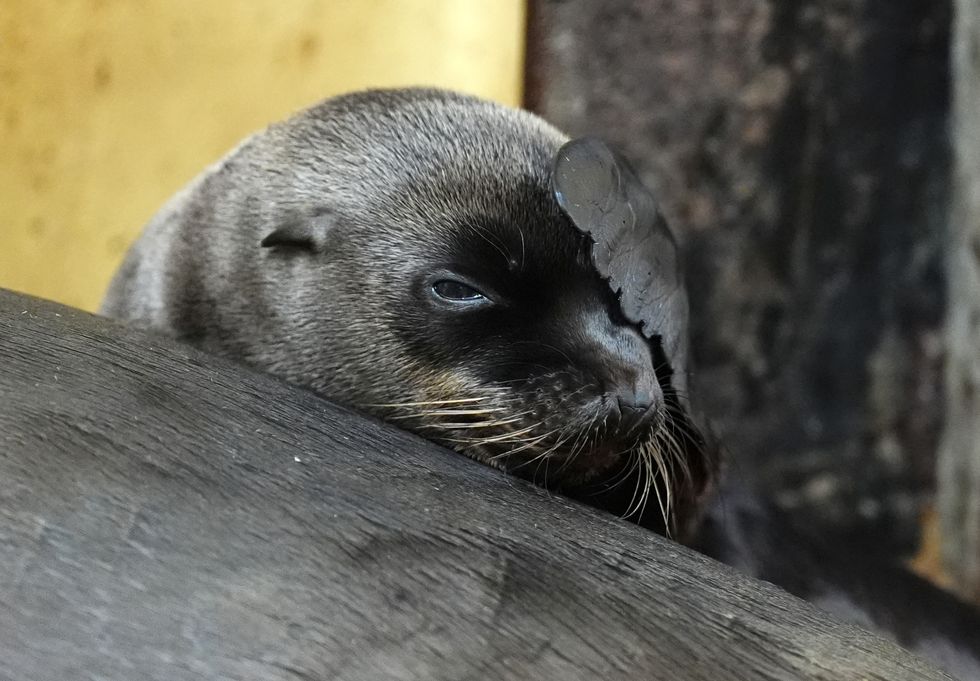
left=0, top=0, right=524, bottom=311
left=526, top=0, right=951, bottom=555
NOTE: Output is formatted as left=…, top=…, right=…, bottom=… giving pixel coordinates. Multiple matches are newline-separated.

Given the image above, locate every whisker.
left=592, top=449, right=642, bottom=493
left=489, top=427, right=560, bottom=461
left=648, top=444, right=673, bottom=535
left=389, top=409, right=510, bottom=421
left=552, top=405, right=603, bottom=476
left=659, top=416, right=694, bottom=485
left=622, top=451, right=648, bottom=520
left=413, top=415, right=532, bottom=430
left=456, top=422, right=542, bottom=445
left=447, top=430, right=540, bottom=446
left=366, top=397, right=497, bottom=408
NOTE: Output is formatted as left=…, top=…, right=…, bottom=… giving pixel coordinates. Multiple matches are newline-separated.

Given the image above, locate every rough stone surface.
left=939, top=0, right=980, bottom=602
left=527, top=0, right=951, bottom=551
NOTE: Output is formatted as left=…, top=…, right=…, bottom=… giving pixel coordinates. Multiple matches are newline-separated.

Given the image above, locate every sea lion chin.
left=101, top=87, right=716, bottom=538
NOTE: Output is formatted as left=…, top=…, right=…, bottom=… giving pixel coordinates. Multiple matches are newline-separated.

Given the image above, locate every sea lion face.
left=131, top=89, right=711, bottom=534
left=258, top=95, right=707, bottom=530
left=383, top=180, right=667, bottom=487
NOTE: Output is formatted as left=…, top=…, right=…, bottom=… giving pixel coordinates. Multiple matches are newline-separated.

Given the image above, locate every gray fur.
left=97, top=89, right=980, bottom=679
left=102, top=87, right=717, bottom=539
left=102, top=88, right=568, bottom=409
left=1, top=288, right=953, bottom=681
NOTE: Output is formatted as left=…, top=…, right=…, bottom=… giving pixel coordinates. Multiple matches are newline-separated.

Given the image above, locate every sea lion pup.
left=101, top=88, right=715, bottom=538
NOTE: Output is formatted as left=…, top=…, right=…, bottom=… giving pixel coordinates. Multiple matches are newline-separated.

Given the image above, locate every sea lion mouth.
left=369, top=383, right=705, bottom=535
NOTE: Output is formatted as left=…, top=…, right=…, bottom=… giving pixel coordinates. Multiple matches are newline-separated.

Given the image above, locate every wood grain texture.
left=0, top=289, right=952, bottom=680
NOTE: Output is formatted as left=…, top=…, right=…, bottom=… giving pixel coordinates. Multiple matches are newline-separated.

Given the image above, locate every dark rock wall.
left=938, top=0, right=980, bottom=602
left=526, top=0, right=951, bottom=551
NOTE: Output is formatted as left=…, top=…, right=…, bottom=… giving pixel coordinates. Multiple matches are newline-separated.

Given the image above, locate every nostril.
left=616, top=395, right=645, bottom=417
left=615, top=389, right=653, bottom=414
left=611, top=386, right=659, bottom=434
left=628, top=390, right=654, bottom=411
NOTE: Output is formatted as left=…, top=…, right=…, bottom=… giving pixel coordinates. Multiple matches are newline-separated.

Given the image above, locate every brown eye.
left=432, top=279, right=487, bottom=303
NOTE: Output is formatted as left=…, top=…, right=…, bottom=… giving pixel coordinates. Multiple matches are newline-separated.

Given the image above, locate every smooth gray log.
left=0, top=289, right=953, bottom=680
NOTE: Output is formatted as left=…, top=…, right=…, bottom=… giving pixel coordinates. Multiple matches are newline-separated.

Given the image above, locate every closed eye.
left=431, top=279, right=488, bottom=303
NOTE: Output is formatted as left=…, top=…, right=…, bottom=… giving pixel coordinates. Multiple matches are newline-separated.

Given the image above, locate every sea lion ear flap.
left=554, top=138, right=716, bottom=538
left=552, top=137, right=688, bottom=388
left=260, top=208, right=336, bottom=252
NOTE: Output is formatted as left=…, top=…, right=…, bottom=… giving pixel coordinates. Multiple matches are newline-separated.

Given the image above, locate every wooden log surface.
left=0, top=289, right=954, bottom=680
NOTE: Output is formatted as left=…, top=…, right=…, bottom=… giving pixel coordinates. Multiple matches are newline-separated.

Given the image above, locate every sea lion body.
left=2, top=289, right=954, bottom=681
left=102, top=88, right=713, bottom=535
left=99, top=88, right=980, bottom=677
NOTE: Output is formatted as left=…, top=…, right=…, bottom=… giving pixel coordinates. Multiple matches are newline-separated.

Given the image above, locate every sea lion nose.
left=617, top=389, right=653, bottom=414
left=578, top=308, right=664, bottom=433
left=610, top=384, right=660, bottom=433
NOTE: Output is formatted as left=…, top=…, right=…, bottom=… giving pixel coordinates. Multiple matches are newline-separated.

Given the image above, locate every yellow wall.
left=0, top=0, right=525, bottom=310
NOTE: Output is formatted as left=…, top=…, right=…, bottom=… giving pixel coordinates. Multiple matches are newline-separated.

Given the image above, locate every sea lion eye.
left=431, top=279, right=487, bottom=303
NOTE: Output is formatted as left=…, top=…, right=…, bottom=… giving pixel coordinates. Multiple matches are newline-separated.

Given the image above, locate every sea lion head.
left=115, top=88, right=716, bottom=537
